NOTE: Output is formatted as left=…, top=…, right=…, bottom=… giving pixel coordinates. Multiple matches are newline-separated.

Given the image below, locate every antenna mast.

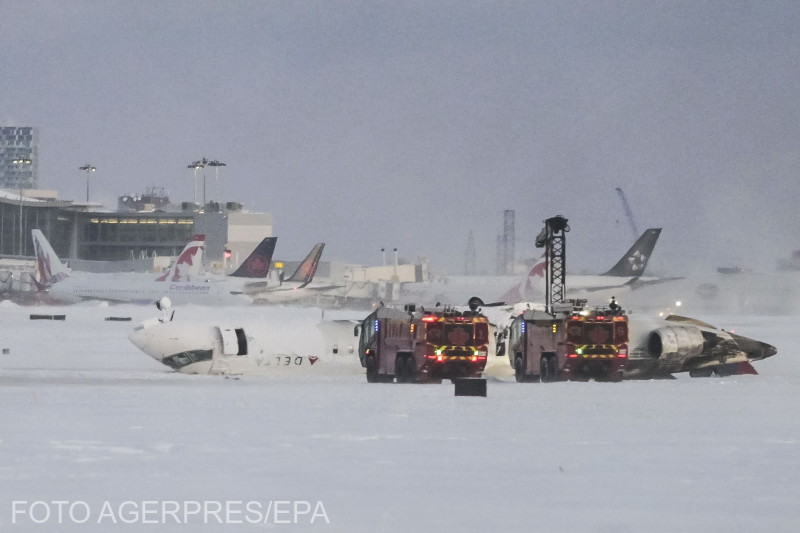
left=615, top=187, right=639, bottom=242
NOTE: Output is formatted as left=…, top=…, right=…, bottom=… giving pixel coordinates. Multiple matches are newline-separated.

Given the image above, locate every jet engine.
left=645, top=325, right=706, bottom=370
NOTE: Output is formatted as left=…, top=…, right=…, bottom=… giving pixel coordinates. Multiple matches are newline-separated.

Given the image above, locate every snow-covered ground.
left=1, top=301, right=798, bottom=532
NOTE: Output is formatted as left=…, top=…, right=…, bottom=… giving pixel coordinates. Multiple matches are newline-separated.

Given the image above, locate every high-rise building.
left=0, top=126, right=39, bottom=190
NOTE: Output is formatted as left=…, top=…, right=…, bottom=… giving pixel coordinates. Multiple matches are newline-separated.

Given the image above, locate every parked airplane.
left=500, top=227, right=666, bottom=303
left=31, top=229, right=276, bottom=305
left=249, top=243, right=341, bottom=304
left=154, top=234, right=205, bottom=281
left=395, top=228, right=664, bottom=307
left=129, top=300, right=362, bottom=375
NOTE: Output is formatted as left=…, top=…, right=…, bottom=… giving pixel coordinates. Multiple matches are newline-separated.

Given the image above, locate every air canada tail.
left=31, top=229, right=69, bottom=289
left=155, top=234, right=205, bottom=282
left=603, top=228, right=662, bottom=277
left=496, top=253, right=546, bottom=305
left=285, top=243, right=325, bottom=288
left=230, top=237, right=277, bottom=278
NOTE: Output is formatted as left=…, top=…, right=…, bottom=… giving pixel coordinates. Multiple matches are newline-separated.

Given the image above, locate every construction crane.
left=615, top=187, right=639, bottom=243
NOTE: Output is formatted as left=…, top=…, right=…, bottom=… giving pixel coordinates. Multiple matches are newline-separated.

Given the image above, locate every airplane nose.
left=128, top=327, right=167, bottom=363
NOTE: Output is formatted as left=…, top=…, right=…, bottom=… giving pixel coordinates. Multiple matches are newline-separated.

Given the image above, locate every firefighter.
left=609, top=296, right=620, bottom=314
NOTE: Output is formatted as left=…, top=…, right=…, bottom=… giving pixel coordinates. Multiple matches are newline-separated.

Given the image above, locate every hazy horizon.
left=3, top=1, right=798, bottom=276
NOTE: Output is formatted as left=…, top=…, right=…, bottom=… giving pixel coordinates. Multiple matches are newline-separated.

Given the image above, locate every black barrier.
left=454, top=378, right=487, bottom=397
left=29, top=314, right=66, bottom=320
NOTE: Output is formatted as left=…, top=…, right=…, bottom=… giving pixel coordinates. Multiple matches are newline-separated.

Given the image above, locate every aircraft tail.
left=715, top=361, right=758, bottom=376
left=31, top=229, right=69, bottom=289
left=603, top=228, right=662, bottom=277
left=496, top=253, right=547, bottom=304
left=285, top=243, right=325, bottom=288
left=229, top=237, right=277, bottom=278
left=155, top=234, right=205, bottom=282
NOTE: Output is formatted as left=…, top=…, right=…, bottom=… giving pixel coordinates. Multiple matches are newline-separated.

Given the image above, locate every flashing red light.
left=568, top=353, right=579, bottom=358
left=617, top=353, right=628, bottom=358
left=422, top=316, right=438, bottom=323
left=223, top=249, right=232, bottom=259
left=470, top=355, right=477, bottom=362
left=436, top=355, right=444, bottom=362
left=595, top=316, right=606, bottom=320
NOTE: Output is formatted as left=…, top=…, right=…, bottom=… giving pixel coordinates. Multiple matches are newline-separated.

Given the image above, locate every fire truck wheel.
left=514, top=357, right=525, bottom=383
left=395, top=356, right=407, bottom=383
left=540, top=356, right=555, bottom=383
left=403, top=357, right=416, bottom=383
left=365, top=356, right=378, bottom=383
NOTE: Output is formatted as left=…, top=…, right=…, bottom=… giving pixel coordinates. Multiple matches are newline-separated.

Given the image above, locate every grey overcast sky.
left=2, top=1, right=798, bottom=275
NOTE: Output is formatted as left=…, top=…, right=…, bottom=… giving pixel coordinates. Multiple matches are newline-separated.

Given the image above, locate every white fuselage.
left=45, top=274, right=253, bottom=305
left=394, top=273, right=653, bottom=308
left=129, top=307, right=364, bottom=376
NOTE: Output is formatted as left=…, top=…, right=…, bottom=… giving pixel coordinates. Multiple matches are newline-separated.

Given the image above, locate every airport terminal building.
left=0, top=188, right=273, bottom=271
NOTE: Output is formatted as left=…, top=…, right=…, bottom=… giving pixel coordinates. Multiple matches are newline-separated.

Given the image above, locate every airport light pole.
left=79, top=163, right=96, bottom=202
left=13, top=158, right=32, bottom=256
left=187, top=160, right=205, bottom=205
left=206, top=159, right=226, bottom=203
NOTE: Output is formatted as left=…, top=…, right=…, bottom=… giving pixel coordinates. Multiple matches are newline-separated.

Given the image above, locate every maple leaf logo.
left=530, top=255, right=547, bottom=278
left=447, top=326, right=470, bottom=346
left=246, top=254, right=269, bottom=275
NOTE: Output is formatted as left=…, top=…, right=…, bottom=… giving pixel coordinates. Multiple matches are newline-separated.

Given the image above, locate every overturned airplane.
left=485, top=300, right=777, bottom=380
left=624, top=314, right=777, bottom=379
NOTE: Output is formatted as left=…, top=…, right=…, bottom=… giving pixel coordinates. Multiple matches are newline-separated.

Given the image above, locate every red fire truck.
left=500, top=300, right=629, bottom=382
left=356, top=304, right=490, bottom=383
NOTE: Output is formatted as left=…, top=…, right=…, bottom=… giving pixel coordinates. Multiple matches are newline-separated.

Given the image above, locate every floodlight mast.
left=535, top=215, right=569, bottom=314
left=79, top=164, right=96, bottom=203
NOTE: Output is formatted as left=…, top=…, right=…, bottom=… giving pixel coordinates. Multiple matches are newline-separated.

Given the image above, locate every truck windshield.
left=568, top=323, right=617, bottom=345
left=426, top=321, right=487, bottom=346
left=444, top=324, right=473, bottom=345
left=584, top=324, right=613, bottom=344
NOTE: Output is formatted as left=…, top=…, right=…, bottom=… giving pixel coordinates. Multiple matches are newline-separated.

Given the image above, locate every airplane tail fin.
left=603, top=228, right=662, bottom=277
left=715, top=361, right=759, bottom=376
left=29, top=273, right=47, bottom=291
left=496, top=253, right=547, bottom=304
left=31, top=229, right=69, bottom=289
left=155, top=234, right=205, bottom=282
left=285, top=243, right=325, bottom=288
left=229, top=237, right=277, bottom=278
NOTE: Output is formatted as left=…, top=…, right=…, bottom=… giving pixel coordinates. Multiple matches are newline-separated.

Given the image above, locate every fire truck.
left=500, top=300, right=629, bottom=382
left=497, top=215, right=628, bottom=382
left=355, top=303, right=490, bottom=383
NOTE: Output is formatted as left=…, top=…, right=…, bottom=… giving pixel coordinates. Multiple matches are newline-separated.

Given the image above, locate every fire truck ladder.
left=535, top=215, right=569, bottom=314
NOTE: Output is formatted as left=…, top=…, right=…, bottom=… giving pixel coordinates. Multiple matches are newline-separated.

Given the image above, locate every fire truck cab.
left=503, top=300, right=629, bottom=382
left=356, top=304, right=490, bottom=383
